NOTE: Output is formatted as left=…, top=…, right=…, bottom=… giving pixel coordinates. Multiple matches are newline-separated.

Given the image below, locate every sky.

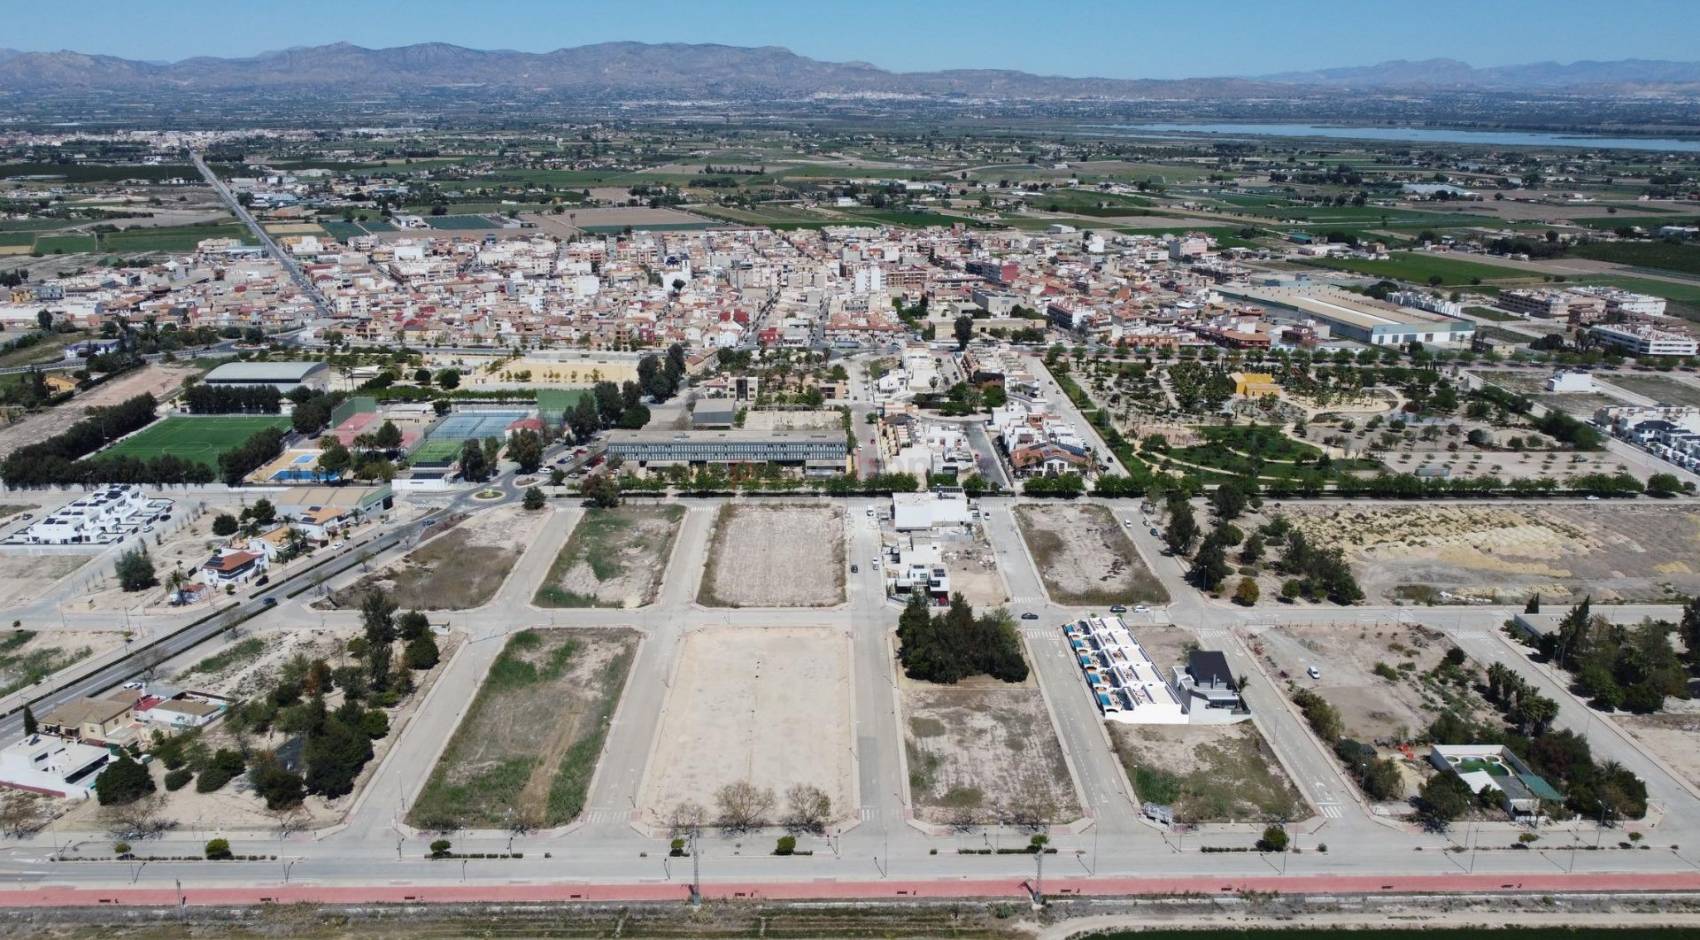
left=6, top=0, right=1695, bottom=78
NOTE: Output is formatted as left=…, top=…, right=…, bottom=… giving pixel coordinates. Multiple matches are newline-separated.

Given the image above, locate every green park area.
left=99, top=415, right=289, bottom=469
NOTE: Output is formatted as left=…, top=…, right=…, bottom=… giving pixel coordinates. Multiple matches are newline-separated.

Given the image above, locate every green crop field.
left=1302, top=251, right=1530, bottom=285
left=425, top=214, right=500, bottom=230
left=101, top=223, right=256, bottom=254
left=1571, top=240, right=1700, bottom=277
left=99, top=416, right=288, bottom=468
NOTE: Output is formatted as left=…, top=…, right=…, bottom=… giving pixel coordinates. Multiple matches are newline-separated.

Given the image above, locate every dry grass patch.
left=1013, top=503, right=1166, bottom=607
left=326, top=506, right=542, bottom=610
left=697, top=504, right=844, bottom=607
left=534, top=505, right=684, bottom=608
left=409, top=628, right=637, bottom=830
left=1109, top=722, right=1303, bottom=824
left=902, top=673, right=1079, bottom=827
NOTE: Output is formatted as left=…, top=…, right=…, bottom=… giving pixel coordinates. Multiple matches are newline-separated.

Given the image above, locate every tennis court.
left=100, top=416, right=290, bottom=469
left=410, top=409, right=533, bottom=468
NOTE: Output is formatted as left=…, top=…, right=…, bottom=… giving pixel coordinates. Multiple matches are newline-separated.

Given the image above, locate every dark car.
left=1109, top=604, right=1128, bottom=613
left=1019, top=612, right=1039, bottom=620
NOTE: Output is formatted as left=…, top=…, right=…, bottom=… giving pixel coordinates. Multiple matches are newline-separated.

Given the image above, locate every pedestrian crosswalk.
left=1020, top=626, right=1054, bottom=640
left=858, top=806, right=879, bottom=821
left=582, top=808, right=630, bottom=824
left=1316, top=801, right=1344, bottom=819
left=1195, top=628, right=1232, bottom=646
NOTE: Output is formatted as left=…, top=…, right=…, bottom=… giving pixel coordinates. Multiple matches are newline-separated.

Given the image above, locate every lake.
left=1097, top=122, right=1700, bottom=152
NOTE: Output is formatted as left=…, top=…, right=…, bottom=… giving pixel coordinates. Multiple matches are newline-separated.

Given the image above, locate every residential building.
left=1171, top=650, right=1243, bottom=714
left=890, top=489, right=973, bottom=531
left=0, top=734, right=111, bottom=798
left=1064, top=616, right=1187, bottom=725
left=200, top=549, right=268, bottom=586
left=39, top=696, right=136, bottom=745
left=8, top=486, right=172, bottom=546
left=1587, top=323, right=1698, bottom=357
left=1428, top=744, right=1563, bottom=818
left=1546, top=370, right=1594, bottom=393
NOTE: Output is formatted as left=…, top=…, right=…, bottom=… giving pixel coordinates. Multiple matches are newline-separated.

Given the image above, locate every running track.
left=7, top=871, right=1700, bottom=907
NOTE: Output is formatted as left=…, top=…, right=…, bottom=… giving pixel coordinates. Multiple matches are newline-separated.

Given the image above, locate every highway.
left=189, top=151, right=335, bottom=320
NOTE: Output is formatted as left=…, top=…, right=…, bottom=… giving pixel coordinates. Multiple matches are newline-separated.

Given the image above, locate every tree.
left=249, top=751, right=305, bottom=810
left=1188, top=534, right=1230, bottom=591
left=1210, top=481, right=1249, bottom=521
left=398, top=609, right=430, bottom=642
left=373, top=420, right=403, bottom=451
left=1525, top=593, right=1541, bottom=615
left=211, top=513, right=239, bottom=537
left=194, top=748, right=246, bottom=793
left=1416, top=772, right=1473, bottom=829
left=1239, top=533, right=1265, bottom=565
left=715, top=780, right=775, bottom=831
left=204, top=838, right=233, bottom=860
left=21, top=705, right=36, bottom=736
left=95, top=753, right=155, bottom=806
left=115, top=546, right=157, bottom=593
left=457, top=437, right=491, bottom=482
left=413, top=368, right=432, bottom=386
left=304, top=718, right=372, bottom=799
left=404, top=634, right=440, bottom=670
left=593, top=381, right=624, bottom=425
left=567, top=396, right=601, bottom=443
left=506, top=429, right=542, bottom=474
left=784, top=783, right=832, bottom=834
left=37, top=309, right=53, bottom=332
left=953, top=314, right=974, bottom=351
left=1256, top=825, right=1289, bottom=852
left=1647, top=473, right=1683, bottom=498
left=616, top=403, right=651, bottom=429
left=360, top=589, right=397, bottom=646
left=581, top=473, right=621, bottom=509
left=522, top=485, right=546, bottom=511
left=1233, top=577, right=1261, bottom=606
left=1163, top=501, right=1199, bottom=555
left=434, top=368, right=460, bottom=389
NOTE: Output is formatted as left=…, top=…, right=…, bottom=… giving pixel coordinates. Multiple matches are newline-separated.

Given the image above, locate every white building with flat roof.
left=1588, top=323, right=1698, bottom=358
left=0, top=734, right=111, bottom=799
left=8, top=486, right=172, bottom=546
left=1064, top=615, right=1186, bottom=724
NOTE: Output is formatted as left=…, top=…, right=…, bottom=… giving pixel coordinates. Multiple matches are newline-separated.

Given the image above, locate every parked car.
left=1307, top=665, right=1322, bottom=680
left=850, top=564, right=859, bottom=573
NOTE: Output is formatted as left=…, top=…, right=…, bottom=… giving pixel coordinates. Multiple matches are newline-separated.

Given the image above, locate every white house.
left=0, top=734, right=111, bottom=799
left=1065, top=616, right=1186, bottom=724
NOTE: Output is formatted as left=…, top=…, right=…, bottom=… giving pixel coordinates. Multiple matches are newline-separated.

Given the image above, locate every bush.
left=194, top=748, right=246, bottom=793
left=1256, top=825, right=1289, bottom=853
left=359, top=708, right=390, bottom=740
left=204, top=838, right=233, bottom=860
left=163, top=767, right=193, bottom=791
left=94, top=752, right=155, bottom=806
left=774, top=835, right=796, bottom=856
left=430, top=839, right=452, bottom=858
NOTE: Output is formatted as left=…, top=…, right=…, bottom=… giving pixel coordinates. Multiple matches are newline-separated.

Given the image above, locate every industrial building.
left=1222, top=285, right=1475, bottom=347
left=604, top=428, right=847, bottom=475
left=202, top=360, right=330, bottom=394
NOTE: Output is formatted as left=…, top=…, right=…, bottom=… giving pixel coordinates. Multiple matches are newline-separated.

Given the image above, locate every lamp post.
left=689, top=828, right=701, bottom=907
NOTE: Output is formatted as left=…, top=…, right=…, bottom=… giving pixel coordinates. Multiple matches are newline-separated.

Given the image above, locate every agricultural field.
left=1302, top=251, right=1530, bottom=285
left=1109, top=722, right=1304, bottom=824
left=902, top=671, right=1080, bottom=827
left=100, top=223, right=255, bottom=254
left=424, top=214, right=500, bottom=230
left=409, top=628, right=637, bottom=830
left=98, top=415, right=289, bottom=469
left=325, top=506, right=546, bottom=610
left=533, top=505, right=684, bottom=608
left=1013, top=503, right=1167, bottom=607
left=697, top=504, right=844, bottom=607
left=1282, top=503, right=1700, bottom=605
left=638, top=627, right=853, bottom=829
left=1572, top=240, right=1700, bottom=277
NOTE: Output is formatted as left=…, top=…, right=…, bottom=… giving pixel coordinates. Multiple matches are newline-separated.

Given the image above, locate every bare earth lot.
left=0, top=552, right=92, bottom=608
left=945, top=529, right=1008, bottom=608
left=1620, top=704, right=1700, bottom=793
left=638, top=627, right=853, bottom=828
left=697, top=504, right=844, bottom=607
left=325, top=506, right=544, bottom=610
left=1013, top=503, right=1167, bottom=607
left=0, top=628, right=118, bottom=699
left=1109, top=722, right=1304, bottom=824
left=409, top=628, right=637, bottom=830
left=534, top=505, right=684, bottom=608
left=902, top=671, right=1080, bottom=827
left=1248, top=621, right=1491, bottom=745
left=0, top=363, right=194, bottom=456
left=1285, top=503, right=1700, bottom=605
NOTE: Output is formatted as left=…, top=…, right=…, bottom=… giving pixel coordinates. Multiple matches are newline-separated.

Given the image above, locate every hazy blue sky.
left=7, top=0, right=1694, bottom=78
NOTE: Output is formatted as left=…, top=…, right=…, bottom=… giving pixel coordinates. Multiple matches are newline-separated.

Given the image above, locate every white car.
left=1133, top=605, right=1149, bottom=613
left=1307, top=666, right=1322, bottom=680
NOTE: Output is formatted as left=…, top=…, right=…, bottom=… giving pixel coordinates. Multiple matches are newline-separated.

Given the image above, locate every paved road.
left=6, top=490, right=1700, bottom=901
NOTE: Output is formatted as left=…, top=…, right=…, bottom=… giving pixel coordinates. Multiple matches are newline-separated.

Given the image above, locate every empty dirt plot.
left=1607, top=374, right=1700, bottom=410
left=1620, top=706, right=1700, bottom=792
left=697, top=504, right=844, bottom=607
left=0, top=363, right=195, bottom=456
left=534, top=505, right=683, bottom=608
left=638, top=627, right=853, bottom=828
left=410, top=628, right=637, bottom=830
left=0, top=552, right=91, bottom=607
left=1109, top=722, right=1303, bottom=824
left=944, top=533, right=1008, bottom=608
left=1248, top=621, right=1494, bottom=745
left=902, top=672, right=1079, bottom=826
left=1283, top=503, right=1700, bottom=605
left=0, top=629, right=117, bottom=698
left=326, top=506, right=544, bottom=610
left=1013, top=503, right=1167, bottom=607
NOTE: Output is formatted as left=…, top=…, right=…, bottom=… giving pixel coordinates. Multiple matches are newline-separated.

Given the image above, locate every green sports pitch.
left=99, top=416, right=290, bottom=468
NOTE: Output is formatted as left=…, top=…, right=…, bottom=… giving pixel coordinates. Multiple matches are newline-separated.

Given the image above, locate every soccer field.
left=100, top=416, right=290, bottom=468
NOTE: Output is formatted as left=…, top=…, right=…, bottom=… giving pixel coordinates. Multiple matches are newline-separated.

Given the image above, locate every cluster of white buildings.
left=0, top=686, right=229, bottom=799
left=1599, top=405, right=1700, bottom=473
left=1063, top=616, right=1246, bottom=725
left=3, top=486, right=172, bottom=546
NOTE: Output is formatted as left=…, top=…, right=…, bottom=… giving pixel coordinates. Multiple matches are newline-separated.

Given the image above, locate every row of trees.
left=216, top=427, right=286, bottom=486
left=565, top=380, right=650, bottom=444
left=183, top=384, right=282, bottom=415
left=895, top=594, right=1027, bottom=684
left=0, top=393, right=158, bottom=487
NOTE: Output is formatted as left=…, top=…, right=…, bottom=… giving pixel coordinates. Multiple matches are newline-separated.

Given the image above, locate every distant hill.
left=0, top=42, right=1695, bottom=99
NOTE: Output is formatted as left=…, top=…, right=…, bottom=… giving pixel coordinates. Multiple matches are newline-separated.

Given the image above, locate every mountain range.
left=0, top=42, right=1695, bottom=99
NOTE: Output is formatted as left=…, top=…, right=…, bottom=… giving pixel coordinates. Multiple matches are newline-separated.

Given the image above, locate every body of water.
left=1099, top=122, right=1700, bottom=152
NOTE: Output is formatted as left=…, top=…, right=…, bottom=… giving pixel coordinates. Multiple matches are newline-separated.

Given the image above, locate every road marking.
left=1317, top=801, right=1343, bottom=819
left=859, top=807, right=879, bottom=820
left=583, top=809, right=630, bottom=824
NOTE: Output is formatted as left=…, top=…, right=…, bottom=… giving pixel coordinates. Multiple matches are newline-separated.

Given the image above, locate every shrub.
left=204, top=838, right=233, bottom=860
left=94, top=753, right=154, bottom=806
left=1256, top=825, right=1289, bottom=853
left=164, top=767, right=194, bottom=791
left=774, top=835, right=796, bottom=856
left=430, top=839, right=452, bottom=858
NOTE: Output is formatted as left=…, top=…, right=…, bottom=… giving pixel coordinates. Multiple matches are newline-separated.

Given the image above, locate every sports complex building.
left=1221, top=285, right=1477, bottom=347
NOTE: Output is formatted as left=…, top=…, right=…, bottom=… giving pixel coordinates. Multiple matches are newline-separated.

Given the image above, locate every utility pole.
left=689, top=828, right=701, bottom=907
left=1031, top=847, right=1044, bottom=910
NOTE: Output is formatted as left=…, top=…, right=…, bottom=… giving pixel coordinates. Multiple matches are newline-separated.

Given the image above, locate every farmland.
left=1301, top=251, right=1530, bottom=285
